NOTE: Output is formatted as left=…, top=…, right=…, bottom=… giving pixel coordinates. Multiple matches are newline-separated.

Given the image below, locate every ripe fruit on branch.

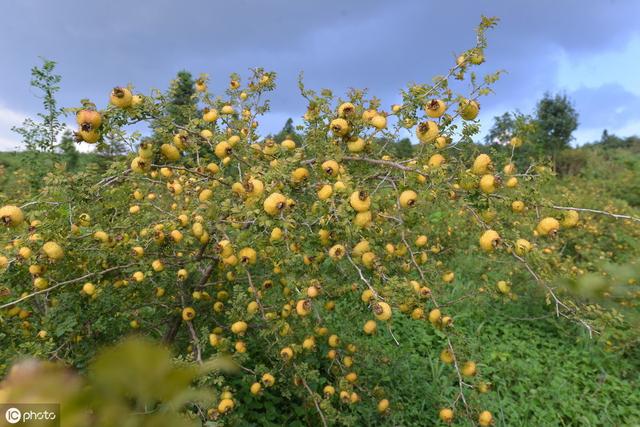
left=472, top=154, right=493, bottom=175
left=182, top=307, right=196, bottom=321
left=110, top=87, right=133, bottom=108
left=372, top=301, right=392, bottom=321
left=330, top=118, right=350, bottom=136
left=349, top=191, right=371, bottom=212
left=41, top=241, right=64, bottom=261
left=399, top=190, right=418, bottom=208
left=479, top=230, right=500, bottom=252
left=478, top=410, right=493, bottom=426
left=425, top=99, right=447, bottom=118
left=263, top=193, right=287, bottom=215
left=459, top=98, right=480, bottom=120
left=561, top=210, right=579, bottom=228
left=76, top=109, right=102, bottom=131
left=536, top=217, right=560, bottom=237
left=416, top=121, right=439, bottom=143
left=0, top=205, right=24, bottom=228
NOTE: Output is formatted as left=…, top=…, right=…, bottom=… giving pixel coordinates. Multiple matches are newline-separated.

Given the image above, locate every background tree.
left=58, top=129, right=79, bottom=170
left=394, top=137, right=414, bottom=158
left=484, top=112, right=516, bottom=145
left=531, top=93, right=578, bottom=169
left=272, top=117, right=303, bottom=145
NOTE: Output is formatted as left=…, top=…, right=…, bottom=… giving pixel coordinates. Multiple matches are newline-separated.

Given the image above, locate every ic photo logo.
left=1, top=404, right=59, bottom=426
left=5, top=407, right=21, bottom=424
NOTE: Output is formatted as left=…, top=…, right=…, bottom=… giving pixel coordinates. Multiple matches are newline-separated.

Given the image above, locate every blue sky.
left=0, top=0, right=639, bottom=151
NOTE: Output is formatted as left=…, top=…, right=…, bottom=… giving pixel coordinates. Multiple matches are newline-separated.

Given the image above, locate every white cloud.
left=0, top=103, right=27, bottom=151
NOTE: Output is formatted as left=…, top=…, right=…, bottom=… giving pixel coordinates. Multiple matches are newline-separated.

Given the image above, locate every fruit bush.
left=1, top=17, right=639, bottom=426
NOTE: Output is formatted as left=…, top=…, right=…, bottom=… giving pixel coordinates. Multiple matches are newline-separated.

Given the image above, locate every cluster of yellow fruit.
left=1, top=18, right=587, bottom=425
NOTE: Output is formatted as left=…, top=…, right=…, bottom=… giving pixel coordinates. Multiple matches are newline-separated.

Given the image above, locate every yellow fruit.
left=352, top=240, right=370, bottom=257
left=110, top=87, right=133, bottom=108
left=302, top=336, right=316, bottom=350
left=239, top=247, right=257, bottom=264
left=399, top=190, right=418, bottom=208
left=33, top=277, right=48, bottom=290
left=472, top=154, right=493, bottom=175
left=440, top=349, right=454, bottom=364
left=505, top=177, right=518, bottom=188
left=503, top=163, right=516, bottom=175
left=250, top=382, right=262, bottom=395
left=317, top=184, right=333, bottom=200
left=511, top=201, right=525, bottom=213
left=330, top=118, right=350, bottom=136
left=439, top=408, right=454, bottom=423
left=42, top=241, right=64, bottom=261
left=221, top=105, right=235, bottom=115
left=459, top=99, right=480, bottom=120
left=160, top=144, right=180, bottom=162
left=199, top=189, right=213, bottom=202
left=497, top=280, right=511, bottom=294
left=280, top=346, right=294, bottom=361
left=177, top=269, right=188, bottom=280
left=514, top=238, right=532, bottom=256
left=416, top=121, right=439, bottom=143
left=328, top=334, right=340, bottom=347
left=218, top=398, right=235, bottom=414
left=479, top=230, right=500, bottom=252
left=349, top=191, right=371, bottom=212
left=363, top=320, right=377, bottom=335
left=231, top=321, right=248, bottom=335
left=461, top=361, right=477, bottom=377
left=82, top=282, right=95, bottom=295
left=203, top=108, right=219, bottom=122
left=427, top=154, right=445, bottom=168
left=131, top=156, right=150, bottom=173
left=262, top=373, right=275, bottom=387
left=281, top=138, right=296, bottom=150
left=415, top=235, right=428, bottom=247
left=354, top=211, right=372, bottom=228
left=1, top=205, right=25, bottom=228
left=291, top=167, right=309, bottom=183
left=561, top=210, right=579, bottom=228
left=215, top=141, right=232, bottom=159
left=76, top=109, right=102, bottom=129
left=377, top=399, right=390, bottom=413
left=18, top=247, right=32, bottom=259
left=263, top=193, right=287, bottom=215
left=270, top=227, right=283, bottom=241
left=182, top=307, right=196, bottom=321
left=370, top=114, right=387, bottom=130
left=338, top=102, right=355, bottom=117
left=434, top=135, right=450, bottom=149
left=345, top=372, right=358, bottom=383
left=510, top=136, right=523, bottom=147
left=479, top=175, right=497, bottom=193
left=361, top=251, right=376, bottom=268
left=321, top=160, right=340, bottom=177
left=372, top=301, right=392, bottom=321
left=428, top=308, right=441, bottom=324
left=151, top=259, right=164, bottom=272
left=323, top=385, right=335, bottom=397
left=425, top=99, right=447, bottom=118
left=347, top=136, right=366, bottom=152
left=296, top=299, right=311, bottom=316
left=536, top=217, right=560, bottom=237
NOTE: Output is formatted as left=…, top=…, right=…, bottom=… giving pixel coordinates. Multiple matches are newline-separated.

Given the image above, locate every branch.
left=549, top=205, right=640, bottom=223
left=0, top=263, right=137, bottom=309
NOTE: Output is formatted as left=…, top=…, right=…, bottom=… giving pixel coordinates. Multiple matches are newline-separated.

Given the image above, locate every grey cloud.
left=1, top=0, right=639, bottom=146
